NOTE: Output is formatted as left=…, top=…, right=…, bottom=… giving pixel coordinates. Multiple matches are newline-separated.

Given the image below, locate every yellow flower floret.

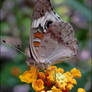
left=64, top=72, right=77, bottom=85
left=47, top=70, right=56, bottom=82
left=56, top=73, right=67, bottom=84
left=56, top=72, right=67, bottom=90
left=65, top=72, right=72, bottom=77
left=60, top=83, right=67, bottom=90
left=78, top=88, right=86, bottom=92
left=70, top=68, right=81, bottom=78
left=56, top=69, right=78, bottom=91
left=71, top=79, right=77, bottom=85
left=47, top=90, right=52, bottom=92
left=41, top=91, right=45, bottom=92
left=67, top=83, right=74, bottom=90
left=32, top=79, right=44, bottom=91
left=52, top=86, right=62, bottom=92
left=56, top=68, right=64, bottom=73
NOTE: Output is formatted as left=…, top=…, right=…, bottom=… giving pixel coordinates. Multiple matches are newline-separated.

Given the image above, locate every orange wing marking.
left=33, top=32, right=44, bottom=47
left=33, top=42, right=40, bottom=47
left=34, top=32, right=43, bottom=40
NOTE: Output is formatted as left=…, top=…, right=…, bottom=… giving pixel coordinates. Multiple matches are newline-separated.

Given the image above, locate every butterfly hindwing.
left=36, top=21, right=78, bottom=65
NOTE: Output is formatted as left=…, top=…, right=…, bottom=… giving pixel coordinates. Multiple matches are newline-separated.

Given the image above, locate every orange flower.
left=19, top=66, right=37, bottom=84
left=65, top=72, right=72, bottom=77
left=56, top=68, right=64, bottom=73
left=67, top=83, right=74, bottom=90
left=64, top=72, right=77, bottom=85
left=48, top=66, right=57, bottom=70
left=77, top=88, right=86, bottom=92
left=71, top=79, right=77, bottom=85
left=32, top=79, right=44, bottom=91
left=19, top=70, right=36, bottom=84
left=19, top=65, right=82, bottom=92
left=70, top=68, right=81, bottom=78
left=11, top=66, right=21, bottom=76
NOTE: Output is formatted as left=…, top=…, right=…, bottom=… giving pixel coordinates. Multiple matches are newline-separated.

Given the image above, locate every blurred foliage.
left=65, top=0, right=92, bottom=23
left=0, top=0, right=92, bottom=92
left=0, top=54, right=26, bottom=85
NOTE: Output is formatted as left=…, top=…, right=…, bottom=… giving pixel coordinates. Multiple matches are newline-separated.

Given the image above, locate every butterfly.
left=1, top=0, right=78, bottom=70
left=27, top=0, right=78, bottom=69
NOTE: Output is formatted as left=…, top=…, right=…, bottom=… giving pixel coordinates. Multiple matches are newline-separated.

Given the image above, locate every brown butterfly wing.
left=37, top=21, right=78, bottom=65
left=30, top=0, right=78, bottom=67
left=32, top=0, right=52, bottom=21
left=49, top=21, right=78, bottom=54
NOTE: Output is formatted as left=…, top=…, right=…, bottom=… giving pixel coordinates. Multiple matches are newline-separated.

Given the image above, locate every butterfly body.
left=29, top=0, right=78, bottom=69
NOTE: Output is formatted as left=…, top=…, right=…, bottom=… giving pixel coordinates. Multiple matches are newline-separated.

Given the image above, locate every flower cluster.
left=19, top=66, right=86, bottom=92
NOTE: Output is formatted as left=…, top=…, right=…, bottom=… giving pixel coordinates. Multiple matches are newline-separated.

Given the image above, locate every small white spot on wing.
left=33, top=38, right=41, bottom=43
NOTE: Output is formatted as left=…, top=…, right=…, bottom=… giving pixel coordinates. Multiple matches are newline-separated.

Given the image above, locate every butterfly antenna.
left=1, top=40, right=28, bottom=58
